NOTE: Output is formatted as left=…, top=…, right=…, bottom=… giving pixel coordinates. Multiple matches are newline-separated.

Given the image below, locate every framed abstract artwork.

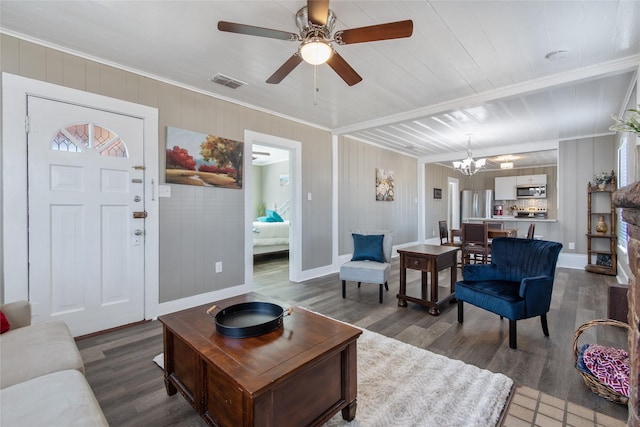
left=375, top=168, right=394, bottom=201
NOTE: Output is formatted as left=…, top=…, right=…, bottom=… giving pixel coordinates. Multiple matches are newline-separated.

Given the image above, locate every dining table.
left=450, top=227, right=519, bottom=242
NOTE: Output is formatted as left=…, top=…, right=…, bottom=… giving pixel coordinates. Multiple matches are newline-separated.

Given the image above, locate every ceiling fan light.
left=299, top=38, right=333, bottom=65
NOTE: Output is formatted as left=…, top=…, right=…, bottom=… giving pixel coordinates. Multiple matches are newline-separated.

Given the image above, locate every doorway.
left=448, top=177, right=460, bottom=229
left=244, top=130, right=302, bottom=285
left=2, top=73, right=159, bottom=336
left=27, top=96, right=146, bottom=335
left=251, top=144, right=292, bottom=283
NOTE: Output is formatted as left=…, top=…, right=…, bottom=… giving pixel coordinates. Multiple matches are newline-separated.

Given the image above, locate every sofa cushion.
left=0, top=301, right=31, bottom=329
left=0, top=369, right=108, bottom=426
left=0, top=320, right=84, bottom=389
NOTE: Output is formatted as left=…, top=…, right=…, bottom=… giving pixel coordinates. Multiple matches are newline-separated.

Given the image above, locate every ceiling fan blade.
left=307, top=0, right=330, bottom=26
left=326, top=52, right=362, bottom=86
left=335, top=20, right=413, bottom=45
left=266, top=53, right=304, bottom=84
left=218, top=21, right=298, bottom=41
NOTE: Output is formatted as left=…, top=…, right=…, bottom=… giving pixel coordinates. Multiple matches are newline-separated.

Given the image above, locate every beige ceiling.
left=2, top=1, right=638, bottom=170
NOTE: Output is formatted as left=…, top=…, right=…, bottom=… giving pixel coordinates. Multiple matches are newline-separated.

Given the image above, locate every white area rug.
left=153, top=328, right=513, bottom=427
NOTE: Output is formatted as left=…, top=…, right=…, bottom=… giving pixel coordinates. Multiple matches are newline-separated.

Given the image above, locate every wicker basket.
left=573, top=318, right=631, bottom=405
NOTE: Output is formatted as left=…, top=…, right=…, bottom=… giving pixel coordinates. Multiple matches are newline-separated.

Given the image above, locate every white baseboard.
left=152, top=250, right=598, bottom=319
left=296, top=264, right=339, bottom=282
left=154, top=284, right=252, bottom=318
left=557, top=253, right=585, bottom=270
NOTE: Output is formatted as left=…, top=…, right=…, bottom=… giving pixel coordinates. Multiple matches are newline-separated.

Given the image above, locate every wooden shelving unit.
left=585, top=170, right=617, bottom=275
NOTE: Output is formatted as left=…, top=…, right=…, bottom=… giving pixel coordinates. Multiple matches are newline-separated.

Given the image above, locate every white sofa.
left=0, top=301, right=108, bottom=426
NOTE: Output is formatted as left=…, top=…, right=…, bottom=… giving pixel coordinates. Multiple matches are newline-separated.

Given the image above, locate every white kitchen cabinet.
left=516, top=174, right=547, bottom=185
left=495, top=176, right=517, bottom=200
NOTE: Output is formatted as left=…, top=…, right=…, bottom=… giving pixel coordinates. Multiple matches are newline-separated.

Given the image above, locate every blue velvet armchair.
left=456, top=237, right=563, bottom=349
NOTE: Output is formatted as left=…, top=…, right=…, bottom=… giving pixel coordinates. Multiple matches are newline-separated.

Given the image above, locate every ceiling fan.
left=217, top=0, right=413, bottom=86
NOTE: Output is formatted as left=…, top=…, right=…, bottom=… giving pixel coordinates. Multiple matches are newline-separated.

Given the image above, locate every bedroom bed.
left=252, top=220, right=290, bottom=255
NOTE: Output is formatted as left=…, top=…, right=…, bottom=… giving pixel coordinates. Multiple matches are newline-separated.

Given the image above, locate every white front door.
left=27, top=96, right=145, bottom=336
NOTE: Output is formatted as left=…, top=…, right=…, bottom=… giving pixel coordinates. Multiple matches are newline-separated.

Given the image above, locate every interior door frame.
left=448, top=177, right=460, bottom=229
left=244, top=130, right=302, bottom=283
left=2, top=73, right=160, bottom=319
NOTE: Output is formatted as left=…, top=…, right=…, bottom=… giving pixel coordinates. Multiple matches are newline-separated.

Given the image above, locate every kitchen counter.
left=467, top=217, right=558, bottom=223
left=459, top=218, right=560, bottom=241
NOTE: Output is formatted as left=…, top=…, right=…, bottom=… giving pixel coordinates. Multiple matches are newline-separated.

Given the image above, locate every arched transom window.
left=50, top=123, right=128, bottom=158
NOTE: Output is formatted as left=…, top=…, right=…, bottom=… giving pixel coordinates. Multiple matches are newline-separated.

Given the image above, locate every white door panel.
left=27, top=96, right=145, bottom=335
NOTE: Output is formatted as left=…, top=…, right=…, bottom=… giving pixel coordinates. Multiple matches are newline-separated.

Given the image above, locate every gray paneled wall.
left=257, top=160, right=290, bottom=220
left=338, top=136, right=418, bottom=255
left=0, top=34, right=333, bottom=302
left=252, top=165, right=264, bottom=219
left=424, top=163, right=456, bottom=239
left=559, top=135, right=615, bottom=255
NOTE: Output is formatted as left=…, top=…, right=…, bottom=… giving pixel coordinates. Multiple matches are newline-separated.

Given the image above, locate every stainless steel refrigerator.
left=461, top=190, right=494, bottom=221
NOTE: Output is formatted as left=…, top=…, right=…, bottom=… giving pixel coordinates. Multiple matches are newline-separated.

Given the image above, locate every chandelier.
left=452, top=135, right=486, bottom=176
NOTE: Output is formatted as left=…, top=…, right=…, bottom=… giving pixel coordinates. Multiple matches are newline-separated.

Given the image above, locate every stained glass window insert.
left=49, top=123, right=128, bottom=158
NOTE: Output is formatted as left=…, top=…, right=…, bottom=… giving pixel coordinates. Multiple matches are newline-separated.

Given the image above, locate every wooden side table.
left=397, top=244, right=459, bottom=315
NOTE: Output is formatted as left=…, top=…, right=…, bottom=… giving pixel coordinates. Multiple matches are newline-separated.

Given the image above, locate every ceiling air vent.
left=209, top=73, right=247, bottom=89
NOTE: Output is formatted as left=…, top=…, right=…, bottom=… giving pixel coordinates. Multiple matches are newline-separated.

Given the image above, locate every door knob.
left=134, top=229, right=143, bottom=236
left=134, top=195, right=141, bottom=202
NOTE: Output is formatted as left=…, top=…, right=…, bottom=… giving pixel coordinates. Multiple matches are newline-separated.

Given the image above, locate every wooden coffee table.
left=159, top=292, right=362, bottom=427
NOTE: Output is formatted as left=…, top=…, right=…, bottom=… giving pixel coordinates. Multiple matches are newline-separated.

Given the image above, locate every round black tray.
left=212, top=302, right=289, bottom=338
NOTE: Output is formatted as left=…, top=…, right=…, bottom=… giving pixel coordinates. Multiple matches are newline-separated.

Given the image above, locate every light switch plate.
left=158, top=185, right=171, bottom=197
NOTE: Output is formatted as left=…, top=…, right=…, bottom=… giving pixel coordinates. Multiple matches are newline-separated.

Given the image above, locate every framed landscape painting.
left=165, top=126, right=243, bottom=189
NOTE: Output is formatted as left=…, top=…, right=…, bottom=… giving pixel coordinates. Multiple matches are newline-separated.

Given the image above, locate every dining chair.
left=485, top=221, right=505, bottom=231
left=438, top=220, right=461, bottom=247
left=461, top=222, right=490, bottom=266
left=527, top=223, right=535, bottom=239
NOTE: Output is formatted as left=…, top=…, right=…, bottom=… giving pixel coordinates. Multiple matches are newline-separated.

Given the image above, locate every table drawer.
left=204, top=362, right=244, bottom=426
left=405, top=256, right=427, bottom=270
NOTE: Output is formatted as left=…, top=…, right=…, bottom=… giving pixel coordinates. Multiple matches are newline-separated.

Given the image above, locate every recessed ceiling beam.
left=334, top=55, right=640, bottom=136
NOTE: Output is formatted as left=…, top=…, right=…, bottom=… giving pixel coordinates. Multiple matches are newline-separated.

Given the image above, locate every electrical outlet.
left=215, top=262, right=222, bottom=273
left=569, top=242, right=575, bottom=250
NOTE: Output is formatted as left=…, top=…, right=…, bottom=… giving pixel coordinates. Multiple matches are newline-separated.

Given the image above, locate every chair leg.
left=357, top=282, right=361, bottom=288
left=384, top=281, right=389, bottom=291
left=457, top=300, right=464, bottom=323
left=342, top=280, right=346, bottom=299
left=541, top=314, right=549, bottom=337
left=379, top=284, right=383, bottom=304
left=509, top=320, right=517, bottom=349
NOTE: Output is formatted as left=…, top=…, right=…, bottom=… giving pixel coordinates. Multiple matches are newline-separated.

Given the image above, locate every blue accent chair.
left=456, top=237, right=563, bottom=349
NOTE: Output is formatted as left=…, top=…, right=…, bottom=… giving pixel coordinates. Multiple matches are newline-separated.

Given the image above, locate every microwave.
left=516, top=185, right=546, bottom=199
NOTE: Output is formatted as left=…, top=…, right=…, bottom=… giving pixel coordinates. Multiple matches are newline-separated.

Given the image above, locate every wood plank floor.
left=76, top=255, right=629, bottom=425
